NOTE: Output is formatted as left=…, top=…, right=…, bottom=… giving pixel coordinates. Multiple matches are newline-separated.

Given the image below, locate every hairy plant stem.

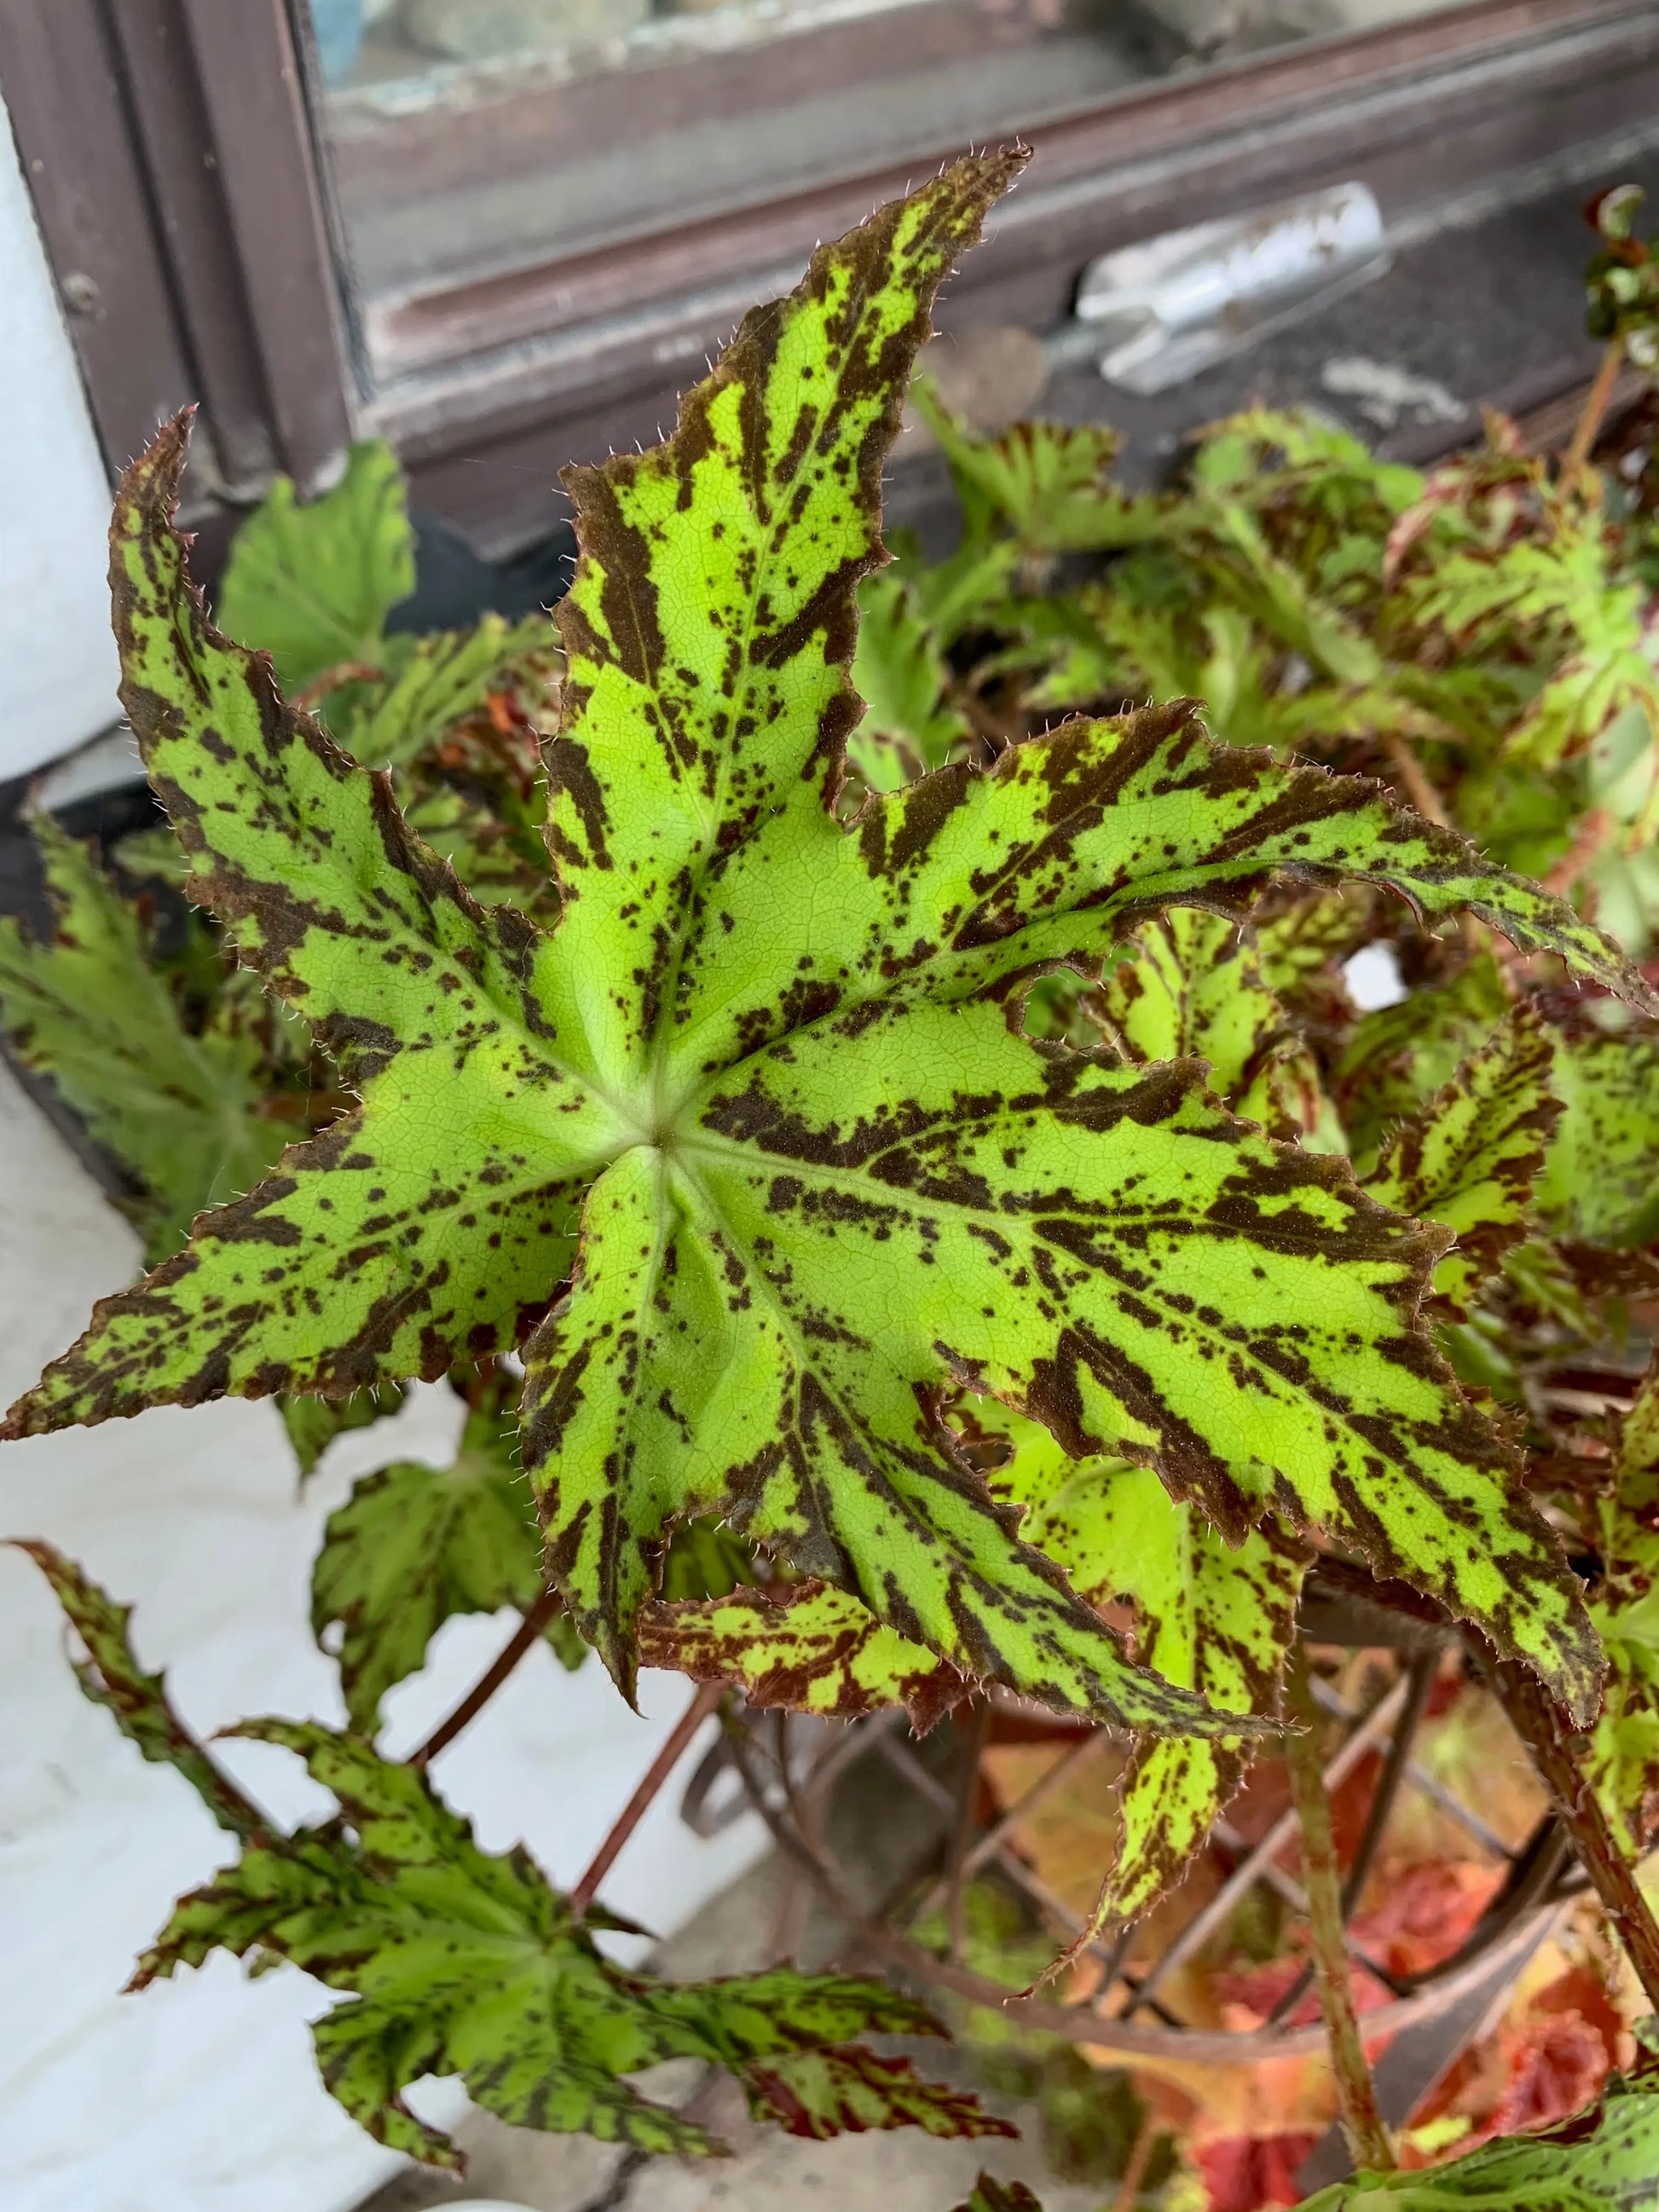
left=292, top=660, right=384, bottom=711
left=1379, top=730, right=1449, bottom=829
left=1285, top=1646, right=1394, bottom=2173
left=570, top=1680, right=725, bottom=1918
left=945, top=1695, right=992, bottom=1963
left=1566, top=338, right=1627, bottom=479
left=1495, top=1658, right=1659, bottom=2012
left=409, top=1583, right=564, bottom=1766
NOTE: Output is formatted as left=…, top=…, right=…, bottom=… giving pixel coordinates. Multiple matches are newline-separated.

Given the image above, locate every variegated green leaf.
left=0, top=818, right=287, bottom=1262
left=312, top=1372, right=584, bottom=1731
left=1337, top=958, right=1513, bottom=1174
left=3, top=423, right=621, bottom=1425
left=1366, top=1007, right=1562, bottom=1313
left=741, top=2045, right=1016, bottom=2143
left=640, top=1579, right=967, bottom=1732
left=1033, top=1455, right=1304, bottom=1937
left=1093, top=906, right=1338, bottom=1146
left=971, top=1402, right=1304, bottom=1938
left=1536, top=1025, right=1659, bottom=1248
left=131, top=1718, right=980, bottom=2169
left=1587, top=1368, right=1659, bottom=1851
left=216, top=441, right=413, bottom=693
left=659, top=703, right=1645, bottom=1095
left=1298, top=2078, right=1659, bottom=2209
left=952, top=2178, right=1043, bottom=2212
left=11, top=1539, right=260, bottom=1837
left=1252, top=889, right=1384, bottom=1001
left=1095, top=909, right=1283, bottom=1097
left=540, top=151, right=1029, bottom=1097
left=9, top=159, right=1640, bottom=1730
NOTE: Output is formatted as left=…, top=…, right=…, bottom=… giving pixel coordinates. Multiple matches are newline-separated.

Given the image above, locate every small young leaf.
left=740, top=2045, right=1016, bottom=2142
left=1297, top=2076, right=1659, bottom=2209
left=1092, top=906, right=1338, bottom=1143
left=1094, top=909, right=1286, bottom=1100
left=911, top=384, right=1160, bottom=556
left=1536, top=1028, right=1659, bottom=1248
left=848, top=569, right=972, bottom=790
left=216, top=442, right=414, bottom=693
left=1337, top=959, right=1514, bottom=1173
left=1366, top=1008, right=1562, bottom=1313
left=952, top=2179, right=1043, bottom=2212
left=0, top=818, right=286, bottom=1262
left=10, top=1539, right=260, bottom=1838
left=338, top=615, right=555, bottom=774
left=132, top=1718, right=974, bottom=2169
left=312, top=1377, right=582, bottom=1732
left=280, top=1383, right=408, bottom=1483
left=641, top=1580, right=967, bottom=1733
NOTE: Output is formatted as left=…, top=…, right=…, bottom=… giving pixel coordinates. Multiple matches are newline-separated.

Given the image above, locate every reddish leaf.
left=1195, top=2131, right=1320, bottom=2212
left=740, top=2047, right=1017, bottom=2144
left=1488, top=2012, right=1612, bottom=2137
left=1215, top=1950, right=1395, bottom=2029
left=1531, top=1964, right=1626, bottom=2067
left=1349, top=1858, right=1500, bottom=1979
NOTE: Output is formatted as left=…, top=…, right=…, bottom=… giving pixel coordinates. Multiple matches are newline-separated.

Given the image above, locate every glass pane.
left=308, top=0, right=1476, bottom=371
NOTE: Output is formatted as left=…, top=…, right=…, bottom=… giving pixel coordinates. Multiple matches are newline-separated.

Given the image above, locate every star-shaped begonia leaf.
left=7, top=152, right=1645, bottom=1729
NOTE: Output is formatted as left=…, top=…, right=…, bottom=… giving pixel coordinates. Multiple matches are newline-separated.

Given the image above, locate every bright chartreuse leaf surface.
left=972, top=1397, right=1304, bottom=1941
left=1535, top=1024, right=1659, bottom=1249
left=1027, top=1441, right=1304, bottom=1939
left=1093, top=904, right=1344, bottom=1149
left=10, top=151, right=1647, bottom=1727
left=642, top=1576, right=968, bottom=1733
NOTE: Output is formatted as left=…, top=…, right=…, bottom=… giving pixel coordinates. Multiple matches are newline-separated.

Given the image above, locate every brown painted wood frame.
left=0, top=0, right=350, bottom=501
left=371, top=0, right=1659, bottom=552
left=3, top=0, right=1657, bottom=555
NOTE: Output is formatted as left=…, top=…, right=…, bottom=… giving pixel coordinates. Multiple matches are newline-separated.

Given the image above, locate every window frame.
left=3, top=0, right=1656, bottom=556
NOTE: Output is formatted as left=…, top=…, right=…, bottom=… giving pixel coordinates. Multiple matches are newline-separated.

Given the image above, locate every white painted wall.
left=0, top=94, right=122, bottom=783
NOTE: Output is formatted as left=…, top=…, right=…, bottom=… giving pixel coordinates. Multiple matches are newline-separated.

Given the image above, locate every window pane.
left=309, top=0, right=1476, bottom=377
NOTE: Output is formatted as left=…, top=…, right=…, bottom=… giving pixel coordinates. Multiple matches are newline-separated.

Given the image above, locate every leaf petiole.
left=1285, top=1644, right=1395, bottom=2174
left=409, top=1581, right=567, bottom=1767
